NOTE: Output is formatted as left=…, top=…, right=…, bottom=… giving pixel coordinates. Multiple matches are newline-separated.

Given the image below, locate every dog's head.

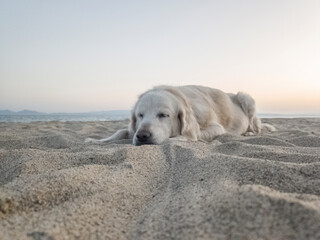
left=129, top=87, right=200, bottom=145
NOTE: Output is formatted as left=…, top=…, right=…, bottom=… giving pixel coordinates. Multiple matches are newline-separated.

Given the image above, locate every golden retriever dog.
left=85, top=85, right=275, bottom=145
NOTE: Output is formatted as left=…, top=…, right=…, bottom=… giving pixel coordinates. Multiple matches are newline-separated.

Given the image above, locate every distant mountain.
left=0, top=110, right=15, bottom=115
left=18, top=110, right=46, bottom=115
left=47, top=110, right=130, bottom=116
left=0, top=109, right=130, bottom=116
left=87, top=110, right=130, bottom=115
left=0, top=110, right=46, bottom=115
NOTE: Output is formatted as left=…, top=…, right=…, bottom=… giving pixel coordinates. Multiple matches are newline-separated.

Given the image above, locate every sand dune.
left=0, top=118, right=320, bottom=240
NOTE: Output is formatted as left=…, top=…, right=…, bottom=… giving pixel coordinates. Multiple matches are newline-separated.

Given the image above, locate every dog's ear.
left=128, top=110, right=137, bottom=137
left=157, top=86, right=200, bottom=140
left=178, top=105, right=200, bottom=140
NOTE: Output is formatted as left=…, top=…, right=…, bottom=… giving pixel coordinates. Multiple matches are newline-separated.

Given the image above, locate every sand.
left=0, top=118, right=320, bottom=240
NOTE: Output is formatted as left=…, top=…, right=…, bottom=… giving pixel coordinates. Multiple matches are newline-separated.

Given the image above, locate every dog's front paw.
left=169, top=136, right=194, bottom=142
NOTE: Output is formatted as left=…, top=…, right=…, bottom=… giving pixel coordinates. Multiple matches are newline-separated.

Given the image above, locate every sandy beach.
left=0, top=118, right=319, bottom=240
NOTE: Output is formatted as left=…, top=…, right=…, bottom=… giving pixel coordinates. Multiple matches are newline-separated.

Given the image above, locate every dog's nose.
left=136, top=130, right=152, bottom=143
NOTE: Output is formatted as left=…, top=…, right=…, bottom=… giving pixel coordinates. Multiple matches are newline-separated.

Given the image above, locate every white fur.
left=85, top=85, right=275, bottom=145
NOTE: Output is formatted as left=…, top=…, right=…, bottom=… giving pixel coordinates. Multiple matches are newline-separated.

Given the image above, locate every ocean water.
left=0, top=112, right=319, bottom=123
left=257, top=113, right=320, bottom=118
left=0, top=112, right=131, bottom=123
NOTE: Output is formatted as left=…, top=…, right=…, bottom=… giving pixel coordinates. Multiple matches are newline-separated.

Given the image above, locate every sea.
left=0, top=111, right=131, bottom=123
left=0, top=112, right=319, bottom=123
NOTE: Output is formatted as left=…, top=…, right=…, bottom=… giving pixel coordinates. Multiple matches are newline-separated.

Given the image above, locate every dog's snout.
left=136, top=130, right=152, bottom=143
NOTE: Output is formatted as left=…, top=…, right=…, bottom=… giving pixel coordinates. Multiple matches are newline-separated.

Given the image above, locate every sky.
left=0, top=0, right=319, bottom=114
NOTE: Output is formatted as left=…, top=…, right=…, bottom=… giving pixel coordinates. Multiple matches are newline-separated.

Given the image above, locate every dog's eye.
left=138, top=113, right=144, bottom=118
left=158, top=113, right=169, bottom=118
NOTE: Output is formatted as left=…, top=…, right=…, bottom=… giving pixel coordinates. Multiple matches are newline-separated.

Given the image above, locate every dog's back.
left=157, top=85, right=267, bottom=136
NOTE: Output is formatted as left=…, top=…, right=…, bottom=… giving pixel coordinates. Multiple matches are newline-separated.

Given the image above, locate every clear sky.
left=1, top=0, right=319, bottom=114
